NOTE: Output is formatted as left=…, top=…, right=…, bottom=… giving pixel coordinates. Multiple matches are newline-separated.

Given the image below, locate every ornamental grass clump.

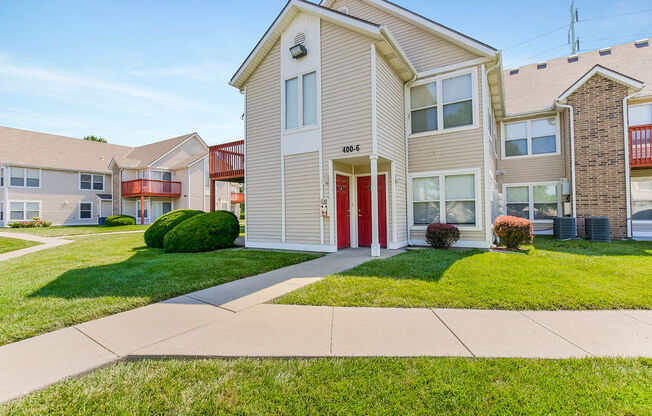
left=494, top=215, right=533, bottom=250
left=425, top=223, right=460, bottom=249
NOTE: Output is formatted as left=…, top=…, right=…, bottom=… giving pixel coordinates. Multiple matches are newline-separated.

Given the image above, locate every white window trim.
left=0, top=167, right=5, bottom=188
left=136, top=199, right=149, bottom=220
left=78, top=201, right=94, bottom=220
left=631, top=176, right=652, bottom=224
left=7, top=200, right=42, bottom=222
left=151, top=170, right=173, bottom=181
left=407, top=66, right=479, bottom=139
left=501, top=114, right=561, bottom=159
left=502, top=182, right=561, bottom=223
left=408, top=167, right=482, bottom=231
left=79, top=173, right=105, bottom=191
left=628, top=102, right=652, bottom=127
left=282, top=69, right=319, bottom=134
left=9, top=167, right=42, bottom=189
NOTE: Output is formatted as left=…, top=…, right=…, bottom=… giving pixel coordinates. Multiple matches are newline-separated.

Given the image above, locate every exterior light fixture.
left=290, top=44, right=307, bottom=59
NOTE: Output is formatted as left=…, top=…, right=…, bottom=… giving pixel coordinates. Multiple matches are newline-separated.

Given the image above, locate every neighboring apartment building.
left=222, top=0, right=651, bottom=256
left=0, top=127, right=236, bottom=227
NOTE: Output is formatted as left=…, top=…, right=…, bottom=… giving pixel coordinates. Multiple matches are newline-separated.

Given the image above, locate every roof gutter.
left=555, top=101, right=577, bottom=223
left=623, top=88, right=646, bottom=238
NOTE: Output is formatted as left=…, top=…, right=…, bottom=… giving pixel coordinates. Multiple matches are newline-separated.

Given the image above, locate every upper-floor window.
left=503, top=117, right=558, bottom=158
left=410, top=70, right=475, bottom=136
left=504, top=183, right=559, bottom=221
left=80, top=174, right=104, bottom=191
left=10, top=167, right=40, bottom=187
left=629, top=103, right=652, bottom=126
left=0, top=167, right=4, bottom=187
left=285, top=71, right=317, bottom=130
left=152, top=171, right=172, bottom=181
left=204, top=157, right=210, bottom=189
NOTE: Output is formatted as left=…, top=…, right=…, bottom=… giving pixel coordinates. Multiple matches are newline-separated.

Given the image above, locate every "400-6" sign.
left=342, top=145, right=360, bottom=153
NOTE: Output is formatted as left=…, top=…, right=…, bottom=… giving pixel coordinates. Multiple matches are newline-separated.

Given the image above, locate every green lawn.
left=277, top=237, right=652, bottom=310
left=0, top=233, right=319, bottom=345
left=0, top=236, right=41, bottom=255
left=2, top=357, right=650, bottom=415
left=3, top=224, right=150, bottom=237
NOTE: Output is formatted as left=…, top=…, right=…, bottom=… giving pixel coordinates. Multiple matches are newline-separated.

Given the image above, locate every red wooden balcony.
left=630, top=124, right=652, bottom=167
left=122, top=179, right=182, bottom=198
left=209, top=140, right=244, bottom=181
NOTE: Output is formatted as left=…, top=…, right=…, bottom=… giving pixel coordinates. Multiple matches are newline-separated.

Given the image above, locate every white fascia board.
left=148, top=133, right=202, bottom=167
left=379, top=26, right=417, bottom=78
left=557, top=65, right=646, bottom=103
left=362, top=0, right=498, bottom=57
left=230, top=0, right=381, bottom=90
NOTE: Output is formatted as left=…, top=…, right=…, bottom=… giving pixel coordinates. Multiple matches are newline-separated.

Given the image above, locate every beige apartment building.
left=1, top=127, right=237, bottom=226
left=223, top=0, right=651, bottom=256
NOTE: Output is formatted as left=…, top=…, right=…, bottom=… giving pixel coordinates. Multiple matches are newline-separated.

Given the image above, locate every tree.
left=83, top=135, right=107, bottom=143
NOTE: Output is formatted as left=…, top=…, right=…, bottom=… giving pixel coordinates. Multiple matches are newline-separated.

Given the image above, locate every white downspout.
left=484, top=60, right=501, bottom=244
left=555, top=102, right=577, bottom=220
left=623, top=90, right=645, bottom=238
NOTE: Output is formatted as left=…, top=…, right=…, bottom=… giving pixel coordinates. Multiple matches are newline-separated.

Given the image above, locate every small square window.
left=79, top=203, right=92, bottom=219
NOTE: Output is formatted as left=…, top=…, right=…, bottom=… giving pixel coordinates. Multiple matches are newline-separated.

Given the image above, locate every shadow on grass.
left=532, top=236, right=652, bottom=257
left=28, top=246, right=248, bottom=300
left=337, top=248, right=484, bottom=282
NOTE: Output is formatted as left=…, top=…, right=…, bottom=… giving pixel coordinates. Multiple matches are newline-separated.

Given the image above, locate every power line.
left=506, top=43, right=569, bottom=68
left=581, top=32, right=651, bottom=44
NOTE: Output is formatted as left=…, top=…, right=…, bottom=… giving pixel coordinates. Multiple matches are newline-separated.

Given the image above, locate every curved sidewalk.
left=0, top=232, right=73, bottom=262
left=1, top=247, right=651, bottom=403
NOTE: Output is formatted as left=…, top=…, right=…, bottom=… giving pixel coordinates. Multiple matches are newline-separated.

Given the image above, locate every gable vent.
left=599, top=47, right=611, bottom=56
left=338, top=6, right=349, bottom=15
left=635, top=38, right=649, bottom=48
left=294, top=32, right=307, bottom=46
left=537, top=62, right=547, bottom=70
left=509, top=69, right=519, bottom=75
left=567, top=55, right=579, bottom=63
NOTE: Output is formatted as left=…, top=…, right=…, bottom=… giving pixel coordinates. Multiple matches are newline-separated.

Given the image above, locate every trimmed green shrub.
left=144, top=209, right=204, bottom=248
left=163, top=210, right=239, bottom=253
left=105, top=215, right=136, bottom=227
left=494, top=215, right=533, bottom=250
left=9, top=221, right=52, bottom=228
left=425, top=223, right=460, bottom=249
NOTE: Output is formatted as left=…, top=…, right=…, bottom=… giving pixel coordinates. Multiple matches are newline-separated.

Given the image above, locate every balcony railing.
left=209, top=140, right=244, bottom=181
left=121, top=179, right=182, bottom=198
left=630, top=124, right=652, bottom=167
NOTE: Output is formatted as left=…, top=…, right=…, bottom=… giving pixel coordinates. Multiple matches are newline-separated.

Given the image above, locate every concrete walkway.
left=0, top=232, right=73, bottom=262
left=1, top=247, right=652, bottom=403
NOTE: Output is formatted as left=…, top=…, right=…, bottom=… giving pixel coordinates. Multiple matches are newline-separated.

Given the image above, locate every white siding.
left=285, top=152, right=321, bottom=244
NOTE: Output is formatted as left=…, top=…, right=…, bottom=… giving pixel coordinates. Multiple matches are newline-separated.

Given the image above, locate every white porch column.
left=370, top=154, right=380, bottom=257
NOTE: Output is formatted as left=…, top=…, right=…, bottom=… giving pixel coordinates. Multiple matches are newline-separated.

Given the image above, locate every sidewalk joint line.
left=518, top=311, right=593, bottom=356
left=430, top=309, right=475, bottom=357
left=74, top=327, right=120, bottom=358
left=185, top=295, right=236, bottom=313
left=617, top=310, right=652, bottom=328
left=329, top=307, right=335, bottom=355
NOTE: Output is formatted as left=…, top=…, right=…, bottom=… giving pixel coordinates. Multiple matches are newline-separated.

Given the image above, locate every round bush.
left=144, top=209, right=204, bottom=248
left=163, top=210, right=240, bottom=253
left=105, top=215, right=136, bottom=227
left=494, top=215, right=533, bottom=250
left=425, top=223, right=460, bottom=249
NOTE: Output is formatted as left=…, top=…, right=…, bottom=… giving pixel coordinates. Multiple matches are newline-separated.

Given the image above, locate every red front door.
left=357, top=175, right=387, bottom=248
left=336, top=175, right=350, bottom=249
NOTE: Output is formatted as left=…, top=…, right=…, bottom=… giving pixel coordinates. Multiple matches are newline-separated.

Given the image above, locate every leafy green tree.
left=83, top=135, right=107, bottom=143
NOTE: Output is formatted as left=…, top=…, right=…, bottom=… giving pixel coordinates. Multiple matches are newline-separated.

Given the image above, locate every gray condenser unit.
left=585, top=216, right=610, bottom=242
left=553, top=217, right=576, bottom=240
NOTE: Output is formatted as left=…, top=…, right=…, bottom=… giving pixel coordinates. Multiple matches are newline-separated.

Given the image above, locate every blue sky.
left=1, top=0, right=650, bottom=147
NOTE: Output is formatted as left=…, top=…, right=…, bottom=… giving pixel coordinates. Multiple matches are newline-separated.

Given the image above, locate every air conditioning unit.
left=553, top=217, right=576, bottom=240
left=585, top=217, right=610, bottom=242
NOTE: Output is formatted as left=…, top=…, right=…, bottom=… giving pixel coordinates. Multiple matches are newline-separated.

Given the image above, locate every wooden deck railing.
left=209, top=140, right=244, bottom=181
left=121, top=179, right=182, bottom=198
left=630, top=124, right=652, bottom=167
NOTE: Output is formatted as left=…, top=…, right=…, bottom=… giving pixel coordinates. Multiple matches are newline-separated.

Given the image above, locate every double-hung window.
left=505, top=184, right=559, bottom=221
left=9, top=202, right=40, bottom=221
left=285, top=71, right=317, bottom=130
left=504, top=117, right=558, bottom=157
left=0, top=167, right=4, bottom=187
left=10, top=168, right=40, bottom=187
left=410, top=70, right=475, bottom=135
left=631, top=177, right=652, bottom=221
left=79, top=202, right=93, bottom=219
left=80, top=174, right=104, bottom=191
left=137, top=200, right=149, bottom=219
left=412, top=171, right=478, bottom=227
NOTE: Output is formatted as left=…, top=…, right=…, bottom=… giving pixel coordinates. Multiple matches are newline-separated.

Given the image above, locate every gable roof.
left=0, top=126, right=206, bottom=173
left=229, top=0, right=415, bottom=90
left=320, top=0, right=497, bottom=57
left=557, top=64, right=645, bottom=103
left=503, top=39, right=652, bottom=115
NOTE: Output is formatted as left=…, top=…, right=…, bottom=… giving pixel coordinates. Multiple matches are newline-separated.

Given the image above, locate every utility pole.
left=568, top=1, right=580, bottom=54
